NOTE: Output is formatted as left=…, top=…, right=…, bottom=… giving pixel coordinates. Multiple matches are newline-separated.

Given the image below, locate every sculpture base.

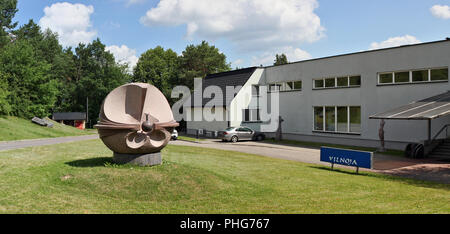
left=113, top=152, right=162, bottom=166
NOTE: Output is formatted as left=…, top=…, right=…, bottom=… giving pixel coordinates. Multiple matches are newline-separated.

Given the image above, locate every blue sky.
left=14, top=0, right=450, bottom=69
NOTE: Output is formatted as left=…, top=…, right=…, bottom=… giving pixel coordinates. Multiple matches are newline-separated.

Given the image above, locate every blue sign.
left=320, top=147, right=373, bottom=169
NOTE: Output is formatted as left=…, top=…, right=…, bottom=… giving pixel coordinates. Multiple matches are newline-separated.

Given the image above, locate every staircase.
left=429, top=139, right=450, bottom=159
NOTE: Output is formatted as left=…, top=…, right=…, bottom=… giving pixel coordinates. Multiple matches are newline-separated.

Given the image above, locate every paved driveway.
left=171, top=139, right=450, bottom=184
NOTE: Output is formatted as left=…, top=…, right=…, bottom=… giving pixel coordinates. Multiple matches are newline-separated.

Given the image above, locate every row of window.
left=378, top=68, right=448, bottom=85
left=257, top=67, right=448, bottom=92
left=242, top=106, right=362, bottom=133
left=314, top=106, right=361, bottom=134
left=313, top=75, right=361, bottom=89
left=267, top=81, right=303, bottom=93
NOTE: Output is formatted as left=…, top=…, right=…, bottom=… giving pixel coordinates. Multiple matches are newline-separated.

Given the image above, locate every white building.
left=185, top=39, right=450, bottom=151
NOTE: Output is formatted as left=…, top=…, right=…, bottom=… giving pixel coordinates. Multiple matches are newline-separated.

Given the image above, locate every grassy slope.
left=0, top=139, right=448, bottom=214
left=0, top=116, right=96, bottom=142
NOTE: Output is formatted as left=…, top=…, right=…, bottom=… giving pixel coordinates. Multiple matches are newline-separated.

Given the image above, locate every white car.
left=171, top=129, right=178, bottom=140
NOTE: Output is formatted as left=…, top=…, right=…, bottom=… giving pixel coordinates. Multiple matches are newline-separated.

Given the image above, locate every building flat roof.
left=53, top=112, right=86, bottom=121
left=370, top=91, right=450, bottom=120
left=264, top=38, right=450, bottom=69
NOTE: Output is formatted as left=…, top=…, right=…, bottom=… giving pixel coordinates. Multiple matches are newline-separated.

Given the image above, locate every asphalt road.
left=0, top=135, right=99, bottom=152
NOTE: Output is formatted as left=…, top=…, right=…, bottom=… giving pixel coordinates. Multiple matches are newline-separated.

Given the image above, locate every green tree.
left=0, top=0, right=18, bottom=47
left=14, top=20, right=80, bottom=116
left=274, top=54, right=288, bottom=66
left=15, top=20, right=63, bottom=64
left=133, top=46, right=179, bottom=101
left=66, top=38, right=130, bottom=125
left=179, top=41, right=231, bottom=89
left=0, top=71, right=11, bottom=115
left=0, top=39, right=58, bottom=118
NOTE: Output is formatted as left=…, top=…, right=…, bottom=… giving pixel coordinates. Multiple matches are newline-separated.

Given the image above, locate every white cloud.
left=251, top=46, right=312, bottom=66
left=140, top=0, right=324, bottom=52
left=369, top=35, right=421, bottom=50
left=106, top=45, right=139, bottom=73
left=231, top=59, right=244, bottom=68
left=126, top=0, right=147, bottom=6
left=39, top=2, right=97, bottom=47
left=431, top=5, right=450, bottom=19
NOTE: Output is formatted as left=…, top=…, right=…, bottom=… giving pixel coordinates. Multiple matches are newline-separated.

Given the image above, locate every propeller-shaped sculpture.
left=95, top=83, right=179, bottom=158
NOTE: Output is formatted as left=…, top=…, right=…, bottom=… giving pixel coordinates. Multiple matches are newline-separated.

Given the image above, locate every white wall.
left=260, top=40, right=450, bottom=149
left=229, top=68, right=265, bottom=128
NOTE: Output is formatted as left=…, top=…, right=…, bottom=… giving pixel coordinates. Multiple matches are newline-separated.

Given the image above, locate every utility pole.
left=86, top=96, right=89, bottom=129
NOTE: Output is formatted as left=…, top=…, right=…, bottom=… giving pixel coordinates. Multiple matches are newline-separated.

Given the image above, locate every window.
left=325, top=107, right=336, bottom=131
left=284, top=82, right=293, bottom=91
left=378, top=67, right=448, bottom=85
left=269, top=81, right=302, bottom=92
left=394, top=71, right=410, bottom=83
left=243, top=109, right=250, bottom=122
left=269, top=83, right=281, bottom=92
left=431, top=68, right=448, bottom=81
left=349, top=107, right=361, bottom=133
left=237, top=127, right=252, bottom=132
left=412, top=70, right=428, bottom=82
left=337, top=107, right=348, bottom=132
left=337, top=77, right=348, bottom=87
left=243, top=109, right=260, bottom=122
left=314, top=107, right=324, bottom=131
left=349, top=76, right=361, bottom=86
left=325, top=78, right=336, bottom=88
left=293, top=81, right=302, bottom=90
left=251, top=109, right=260, bottom=121
left=313, top=106, right=361, bottom=134
left=379, top=73, right=393, bottom=84
left=314, top=75, right=361, bottom=89
left=314, top=79, right=324, bottom=89
left=252, top=85, right=260, bottom=96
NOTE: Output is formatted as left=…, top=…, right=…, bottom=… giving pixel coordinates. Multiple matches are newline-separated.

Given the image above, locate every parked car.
left=171, top=129, right=178, bottom=140
left=218, top=127, right=265, bottom=143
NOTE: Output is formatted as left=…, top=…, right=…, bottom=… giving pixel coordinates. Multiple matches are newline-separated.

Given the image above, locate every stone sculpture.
left=95, top=83, right=179, bottom=166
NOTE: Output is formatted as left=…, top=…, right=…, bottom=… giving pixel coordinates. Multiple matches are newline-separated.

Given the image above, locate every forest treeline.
left=0, top=0, right=231, bottom=126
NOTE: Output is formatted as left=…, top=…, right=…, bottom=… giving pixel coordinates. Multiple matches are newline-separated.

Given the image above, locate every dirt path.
left=171, top=139, right=450, bottom=184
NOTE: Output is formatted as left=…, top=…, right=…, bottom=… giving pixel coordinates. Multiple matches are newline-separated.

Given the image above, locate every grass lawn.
left=264, top=138, right=404, bottom=157
left=177, top=135, right=205, bottom=142
left=0, top=139, right=448, bottom=214
left=0, top=116, right=96, bottom=142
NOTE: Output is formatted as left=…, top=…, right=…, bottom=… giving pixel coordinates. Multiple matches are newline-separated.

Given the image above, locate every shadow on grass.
left=66, top=157, right=174, bottom=169
left=309, top=165, right=371, bottom=177
left=309, top=165, right=450, bottom=190
left=65, top=157, right=113, bottom=168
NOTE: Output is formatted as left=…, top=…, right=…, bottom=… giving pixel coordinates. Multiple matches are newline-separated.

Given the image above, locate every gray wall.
left=261, top=40, right=450, bottom=150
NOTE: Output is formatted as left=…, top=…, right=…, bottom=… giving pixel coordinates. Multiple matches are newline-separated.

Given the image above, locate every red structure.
left=52, top=112, right=87, bottom=130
